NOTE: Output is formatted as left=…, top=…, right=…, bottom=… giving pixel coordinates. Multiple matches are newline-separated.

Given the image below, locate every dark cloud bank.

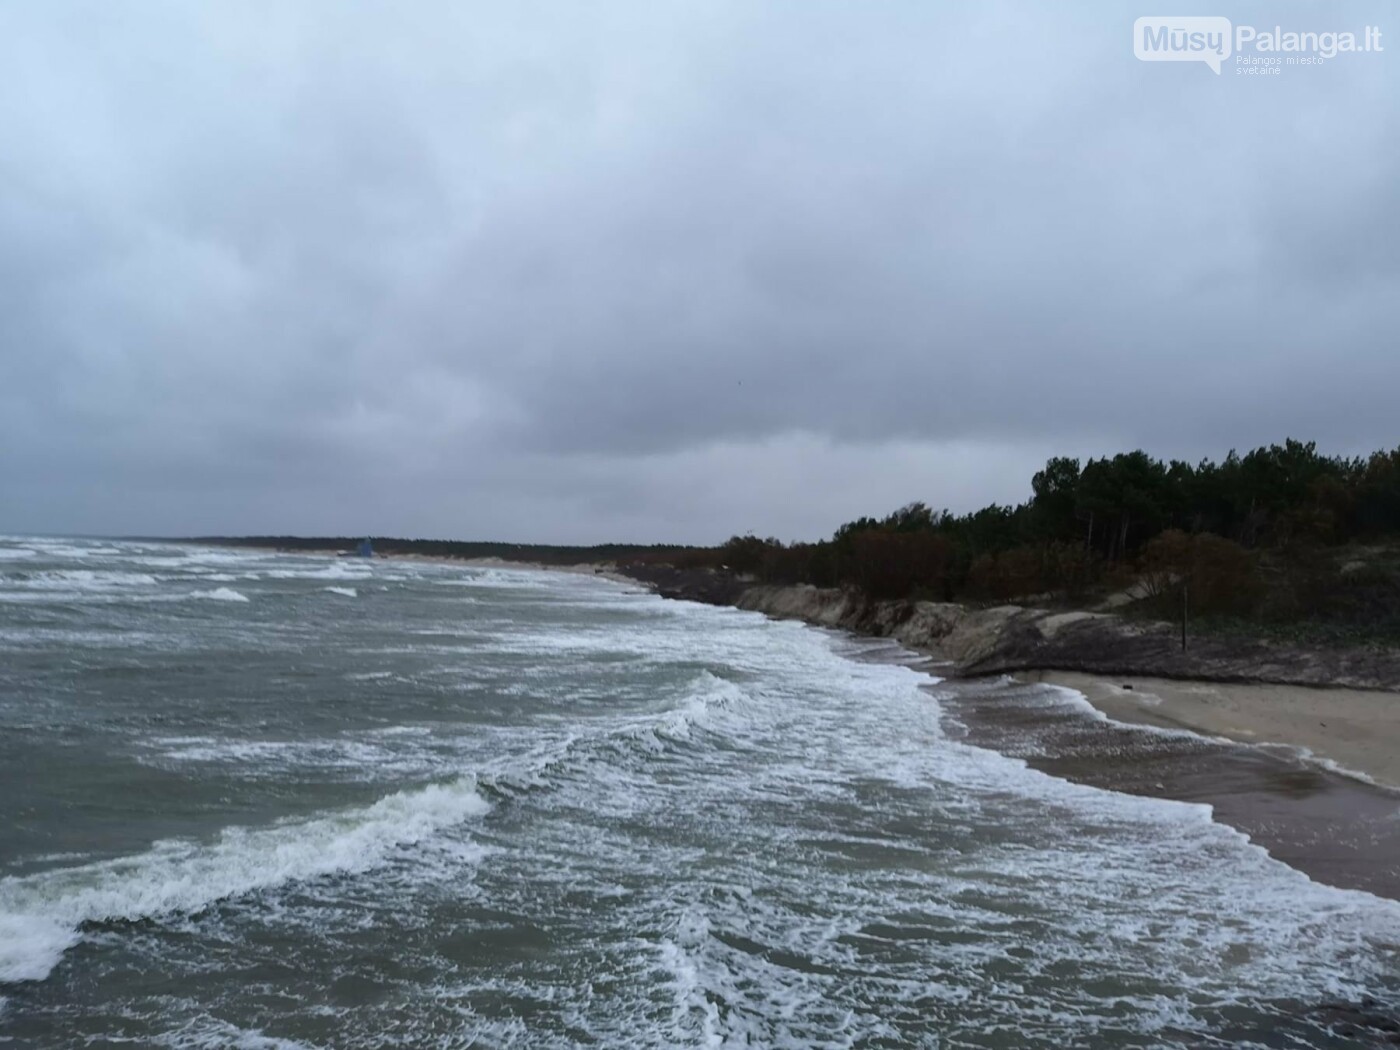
left=1, top=2, right=1395, bottom=542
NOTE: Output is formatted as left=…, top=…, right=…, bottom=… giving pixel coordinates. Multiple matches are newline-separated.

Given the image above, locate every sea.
left=0, top=536, right=1397, bottom=1048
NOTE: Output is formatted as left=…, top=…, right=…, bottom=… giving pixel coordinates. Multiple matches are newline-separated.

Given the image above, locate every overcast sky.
left=1, top=2, right=1395, bottom=543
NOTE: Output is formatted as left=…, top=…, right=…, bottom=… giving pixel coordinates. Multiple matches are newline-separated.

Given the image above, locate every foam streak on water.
left=0, top=536, right=1397, bottom=1048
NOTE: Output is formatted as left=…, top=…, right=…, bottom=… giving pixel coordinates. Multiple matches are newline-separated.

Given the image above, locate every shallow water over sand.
left=1, top=537, right=1398, bottom=1047
left=928, top=668, right=1400, bottom=901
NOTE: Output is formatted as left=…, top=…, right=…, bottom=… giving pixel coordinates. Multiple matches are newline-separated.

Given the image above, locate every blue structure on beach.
left=356, top=538, right=374, bottom=558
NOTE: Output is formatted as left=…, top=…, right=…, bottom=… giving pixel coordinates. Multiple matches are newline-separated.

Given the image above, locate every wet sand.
left=1025, top=670, right=1400, bottom=789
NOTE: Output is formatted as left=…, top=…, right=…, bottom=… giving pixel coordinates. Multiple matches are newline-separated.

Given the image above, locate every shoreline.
left=183, top=542, right=1400, bottom=896
left=931, top=665, right=1400, bottom=902
left=708, top=579, right=1400, bottom=791
left=1020, top=670, right=1400, bottom=791
left=231, top=546, right=1400, bottom=793
left=607, top=568, right=1400, bottom=898
left=389, top=552, right=637, bottom=587
left=209, top=545, right=1400, bottom=793
left=198, top=540, right=640, bottom=588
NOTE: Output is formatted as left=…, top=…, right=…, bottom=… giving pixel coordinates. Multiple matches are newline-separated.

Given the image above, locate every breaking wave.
left=0, top=777, right=491, bottom=984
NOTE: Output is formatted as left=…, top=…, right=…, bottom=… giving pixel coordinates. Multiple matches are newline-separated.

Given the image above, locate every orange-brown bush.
left=964, top=542, right=1097, bottom=603
left=843, top=531, right=953, bottom=600
left=1138, top=529, right=1261, bottom=616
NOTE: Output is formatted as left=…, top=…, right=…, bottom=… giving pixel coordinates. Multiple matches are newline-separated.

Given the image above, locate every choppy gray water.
left=0, top=537, right=1397, bottom=1048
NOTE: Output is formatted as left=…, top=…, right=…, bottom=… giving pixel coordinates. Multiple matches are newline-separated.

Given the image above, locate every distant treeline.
left=711, top=440, right=1400, bottom=636
left=194, top=439, right=1400, bottom=638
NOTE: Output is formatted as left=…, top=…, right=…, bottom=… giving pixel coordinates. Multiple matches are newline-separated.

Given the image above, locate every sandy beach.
left=1024, top=669, right=1400, bottom=790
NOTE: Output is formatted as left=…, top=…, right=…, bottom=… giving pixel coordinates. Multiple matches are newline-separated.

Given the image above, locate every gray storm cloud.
left=0, top=1, right=1395, bottom=541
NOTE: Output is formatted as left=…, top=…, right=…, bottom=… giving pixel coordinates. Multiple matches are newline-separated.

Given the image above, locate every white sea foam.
left=0, top=548, right=36, bottom=561
left=131, top=550, right=277, bottom=571
left=525, top=606, right=1400, bottom=1040
left=14, top=569, right=159, bottom=591
left=1038, top=681, right=1248, bottom=745
left=432, top=569, right=557, bottom=590
left=630, top=671, right=748, bottom=752
left=21, top=543, right=96, bottom=558
left=1035, top=681, right=1110, bottom=721
left=263, top=563, right=370, bottom=581
left=323, top=586, right=357, bottom=598
left=1287, top=746, right=1391, bottom=790
left=0, top=776, right=490, bottom=984
left=155, top=1016, right=317, bottom=1049
left=141, top=733, right=435, bottom=776
left=190, top=587, right=250, bottom=603
left=0, top=914, right=81, bottom=984
left=7, top=548, right=1400, bottom=1043
left=0, top=591, right=99, bottom=604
